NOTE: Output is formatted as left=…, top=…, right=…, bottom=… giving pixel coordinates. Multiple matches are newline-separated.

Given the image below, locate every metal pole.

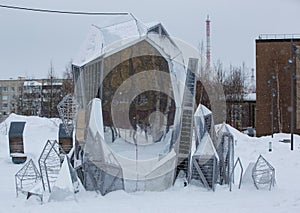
left=268, top=75, right=275, bottom=138
left=271, top=84, right=274, bottom=138
left=291, top=72, right=295, bottom=151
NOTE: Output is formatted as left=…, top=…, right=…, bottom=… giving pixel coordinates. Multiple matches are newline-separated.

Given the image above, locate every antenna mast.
left=206, top=15, right=211, bottom=71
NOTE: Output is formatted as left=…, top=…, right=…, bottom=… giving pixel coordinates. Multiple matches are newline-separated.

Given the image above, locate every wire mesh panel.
left=215, top=123, right=234, bottom=185
left=38, top=140, right=63, bottom=193
left=252, top=155, right=275, bottom=190
left=83, top=160, right=124, bottom=196
left=191, top=132, right=219, bottom=191
left=57, top=94, right=79, bottom=136
left=15, top=159, right=41, bottom=196
left=83, top=127, right=124, bottom=195
left=218, top=134, right=234, bottom=184
left=191, top=156, right=218, bottom=191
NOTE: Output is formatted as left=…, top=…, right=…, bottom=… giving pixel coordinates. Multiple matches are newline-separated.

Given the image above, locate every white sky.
left=0, top=0, right=299, bottom=79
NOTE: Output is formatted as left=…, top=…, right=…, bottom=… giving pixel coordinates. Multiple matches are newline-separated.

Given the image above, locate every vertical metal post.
left=291, top=73, right=295, bottom=150
left=268, top=74, right=275, bottom=138
left=289, top=40, right=298, bottom=151
left=271, top=84, right=274, bottom=138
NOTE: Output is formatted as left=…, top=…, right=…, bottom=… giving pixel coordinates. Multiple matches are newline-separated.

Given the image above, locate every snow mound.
left=0, top=115, right=300, bottom=212
left=0, top=113, right=61, bottom=161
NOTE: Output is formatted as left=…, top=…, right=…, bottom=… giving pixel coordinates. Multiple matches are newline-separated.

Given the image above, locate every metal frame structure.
left=176, top=58, right=198, bottom=182
left=217, top=133, right=234, bottom=185
left=229, top=157, right=243, bottom=191
left=38, top=140, right=64, bottom=193
left=15, top=159, right=41, bottom=197
left=252, top=155, right=276, bottom=190
left=215, top=123, right=235, bottom=185
left=83, top=160, right=124, bottom=196
left=57, top=94, right=79, bottom=136
left=72, top=16, right=187, bottom=193
left=191, top=131, right=219, bottom=191
left=191, top=155, right=218, bottom=191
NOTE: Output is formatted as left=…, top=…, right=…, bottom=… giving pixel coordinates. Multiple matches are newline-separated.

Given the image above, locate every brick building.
left=256, top=35, right=300, bottom=136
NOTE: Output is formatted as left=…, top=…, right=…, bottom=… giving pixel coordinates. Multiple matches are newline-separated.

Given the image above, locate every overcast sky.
left=0, top=0, right=299, bottom=80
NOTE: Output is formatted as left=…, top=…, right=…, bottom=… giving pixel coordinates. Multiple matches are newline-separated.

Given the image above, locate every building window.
left=2, top=87, right=8, bottom=92
left=2, top=95, right=8, bottom=101
left=11, top=87, right=15, bottom=92
left=2, top=103, right=8, bottom=108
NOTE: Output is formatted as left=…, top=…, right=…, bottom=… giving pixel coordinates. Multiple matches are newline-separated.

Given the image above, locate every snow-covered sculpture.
left=72, top=15, right=186, bottom=193
left=191, top=132, right=219, bottom=191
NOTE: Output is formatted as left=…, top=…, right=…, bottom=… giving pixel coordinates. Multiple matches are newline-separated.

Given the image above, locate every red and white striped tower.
left=206, top=15, right=211, bottom=72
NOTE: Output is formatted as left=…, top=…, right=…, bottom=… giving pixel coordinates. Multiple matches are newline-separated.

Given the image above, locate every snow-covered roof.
left=72, top=15, right=186, bottom=108
left=23, top=81, right=42, bottom=87
left=244, top=93, right=256, bottom=101
left=72, top=16, right=180, bottom=67
left=43, top=82, right=63, bottom=86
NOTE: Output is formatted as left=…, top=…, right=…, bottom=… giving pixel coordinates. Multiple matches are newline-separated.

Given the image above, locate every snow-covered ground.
left=0, top=114, right=300, bottom=213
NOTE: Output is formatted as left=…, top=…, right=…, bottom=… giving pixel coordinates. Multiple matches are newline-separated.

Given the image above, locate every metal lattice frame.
left=38, top=140, right=64, bottom=193
left=83, top=132, right=124, bottom=195
left=15, top=159, right=41, bottom=197
left=218, top=133, right=234, bottom=185
left=83, top=160, right=124, bottom=196
left=229, top=157, right=243, bottom=191
left=191, top=156, right=218, bottom=191
left=252, top=155, right=275, bottom=190
left=57, top=94, right=79, bottom=136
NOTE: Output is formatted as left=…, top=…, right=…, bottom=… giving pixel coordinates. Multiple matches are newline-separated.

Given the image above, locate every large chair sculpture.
left=9, top=121, right=27, bottom=164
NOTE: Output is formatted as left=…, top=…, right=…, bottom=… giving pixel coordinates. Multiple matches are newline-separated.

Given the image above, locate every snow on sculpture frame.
left=72, top=15, right=187, bottom=193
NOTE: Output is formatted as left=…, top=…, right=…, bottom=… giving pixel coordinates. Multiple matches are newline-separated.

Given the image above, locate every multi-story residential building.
left=0, top=77, right=70, bottom=118
left=0, top=77, right=25, bottom=117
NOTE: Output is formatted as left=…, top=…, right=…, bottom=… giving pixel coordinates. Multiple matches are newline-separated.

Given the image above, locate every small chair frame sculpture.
left=15, top=159, right=43, bottom=201
left=252, top=155, right=275, bottom=190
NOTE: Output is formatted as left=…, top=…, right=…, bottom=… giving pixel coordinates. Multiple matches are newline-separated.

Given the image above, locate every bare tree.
left=222, top=65, right=246, bottom=129
left=41, top=61, right=62, bottom=118
left=62, top=60, right=74, bottom=97
left=213, top=59, right=225, bottom=84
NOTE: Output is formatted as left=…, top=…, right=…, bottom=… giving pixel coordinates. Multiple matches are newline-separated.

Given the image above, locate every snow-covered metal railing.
left=258, top=34, right=300, bottom=40
left=229, top=157, right=243, bottom=191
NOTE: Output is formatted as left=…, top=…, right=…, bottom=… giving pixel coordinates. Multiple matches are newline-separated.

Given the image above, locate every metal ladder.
left=176, top=58, right=198, bottom=182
